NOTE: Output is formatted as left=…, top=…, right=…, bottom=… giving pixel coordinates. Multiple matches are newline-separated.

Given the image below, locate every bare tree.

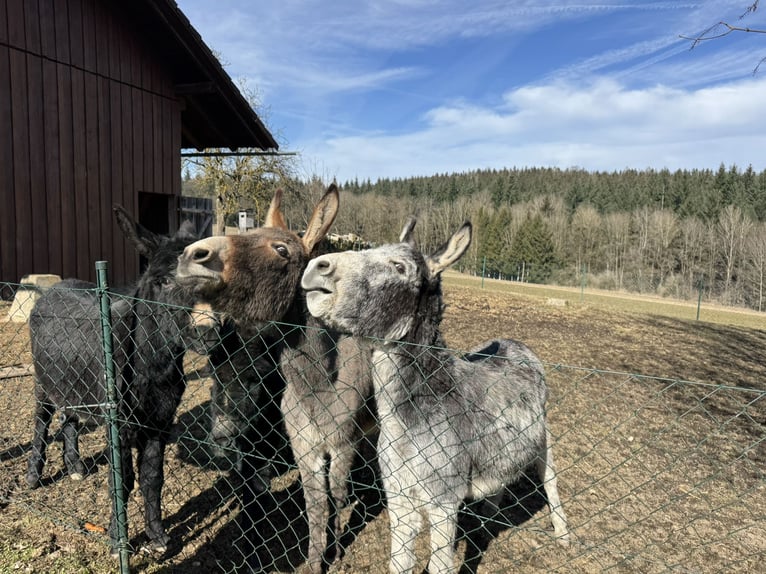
left=681, top=2, right=766, bottom=73
left=570, top=204, right=603, bottom=274
left=603, top=212, right=631, bottom=289
left=678, top=217, right=708, bottom=296
left=717, top=205, right=754, bottom=303
left=647, top=209, right=680, bottom=291
left=744, top=222, right=766, bottom=311
left=184, top=79, right=295, bottom=235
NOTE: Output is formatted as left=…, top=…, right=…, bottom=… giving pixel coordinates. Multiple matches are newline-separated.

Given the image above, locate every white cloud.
left=301, top=76, right=766, bottom=181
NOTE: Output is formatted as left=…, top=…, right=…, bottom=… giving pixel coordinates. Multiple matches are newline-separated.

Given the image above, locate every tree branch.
left=680, top=21, right=766, bottom=49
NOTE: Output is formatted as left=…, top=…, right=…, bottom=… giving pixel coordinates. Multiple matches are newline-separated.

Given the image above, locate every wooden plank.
left=57, top=63, right=76, bottom=279
left=0, top=0, right=8, bottom=45
left=0, top=365, right=34, bottom=380
left=118, top=10, right=130, bottom=85
left=71, top=67, right=89, bottom=280
left=85, top=71, right=100, bottom=267
left=97, top=76, right=112, bottom=269
left=5, top=0, right=24, bottom=49
left=170, top=100, right=181, bottom=199
left=109, top=80, right=125, bottom=279
left=10, top=49, right=33, bottom=280
left=0, top=45, right=16, bottom=283
left=23, top=0, right=41, bottom=55
left=38, top=0, right=57, bottom=59
left=106, top=0, right=120, bottom=82
left=27, top=52, right=49, bottom=273
left=53, top=0, right=70, bottom=64
left=80, top=0, right=96, bottom=73
left=129, top=24, right=141, bottom=90
left=42, top=58, right=62, bottom=277
left=143, top=90, right=153, bottom=192
left=67, top=0, right=83, bottom=69
left=93, top=0, right=109, bottom=77
left=152, top=95, right=162, bottom=193
left=121, top=82, right=136, bottom=279
left=132, top=85, right=143, bottom=195
left=162, top=97, right=173, bottom=198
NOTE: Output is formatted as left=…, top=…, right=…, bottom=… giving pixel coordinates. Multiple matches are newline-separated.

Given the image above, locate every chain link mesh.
left=0, top=281, right=763, bottom=573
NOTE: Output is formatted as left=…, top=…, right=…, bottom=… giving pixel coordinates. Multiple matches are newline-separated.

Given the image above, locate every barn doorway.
left=137, top=192, right=176, bottom=272
left=138, top=192, right=175, bottom=236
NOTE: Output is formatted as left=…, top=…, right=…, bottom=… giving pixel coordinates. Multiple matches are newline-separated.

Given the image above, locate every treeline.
left=342, top=164, right=766, bottom=221
left=331, top=165, right=766, bottom=312
left=183, top=164, right=766, bottom=312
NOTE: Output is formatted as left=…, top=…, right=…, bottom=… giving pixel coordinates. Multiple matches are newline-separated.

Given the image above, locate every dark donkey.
left=27, top=207, right=207, bottom=555
left=175, top=186, right=349, bottom=571
left=302, top=218, right=570, bottom=573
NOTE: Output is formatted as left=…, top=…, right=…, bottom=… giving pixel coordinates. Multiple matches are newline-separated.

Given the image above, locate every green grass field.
left=444, top=271, right=766, bottom=331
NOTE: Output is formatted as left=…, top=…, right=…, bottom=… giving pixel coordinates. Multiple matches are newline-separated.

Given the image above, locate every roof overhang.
left=127, top=0, right=279, bottom=151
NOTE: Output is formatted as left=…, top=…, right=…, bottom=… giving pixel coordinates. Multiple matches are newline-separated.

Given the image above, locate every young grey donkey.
left=301, top=218, right=569, bottom=573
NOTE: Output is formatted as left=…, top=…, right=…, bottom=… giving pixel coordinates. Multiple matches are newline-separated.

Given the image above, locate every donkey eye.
left=392, top=261, right=406, bottom=274
left=273, top=244, right=289, bottom=258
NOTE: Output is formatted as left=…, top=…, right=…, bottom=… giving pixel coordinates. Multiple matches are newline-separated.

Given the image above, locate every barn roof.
left=129, top=0, right=278, bottom=151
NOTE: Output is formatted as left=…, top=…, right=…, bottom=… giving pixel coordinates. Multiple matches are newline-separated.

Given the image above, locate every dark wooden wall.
left=0, top=0, right=182, bottom=287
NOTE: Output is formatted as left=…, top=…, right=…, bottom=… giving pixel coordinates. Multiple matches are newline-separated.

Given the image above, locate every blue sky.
left=176, top=1, right=766, bottom=183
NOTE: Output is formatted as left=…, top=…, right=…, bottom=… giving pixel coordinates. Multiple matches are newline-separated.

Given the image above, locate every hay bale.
left=7, top=274, right=61, bottom=323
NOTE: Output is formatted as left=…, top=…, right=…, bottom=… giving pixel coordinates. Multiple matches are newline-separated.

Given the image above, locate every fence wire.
left=0, top=280, right=764, bottom=573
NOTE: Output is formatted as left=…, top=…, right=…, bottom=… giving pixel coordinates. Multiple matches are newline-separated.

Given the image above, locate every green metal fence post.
left=96, top=261, right=130, bottom=573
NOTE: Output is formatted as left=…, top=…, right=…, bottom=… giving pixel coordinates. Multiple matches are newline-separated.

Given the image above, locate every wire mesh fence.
left=0, top=279, right=764, bottom=573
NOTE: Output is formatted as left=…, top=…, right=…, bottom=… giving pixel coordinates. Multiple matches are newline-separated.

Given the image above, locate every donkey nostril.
left=316, top=258, right=333, bottom=274
left=192, top=248, right=210, bottom=262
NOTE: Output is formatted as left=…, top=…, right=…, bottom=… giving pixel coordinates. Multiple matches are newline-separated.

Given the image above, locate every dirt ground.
left=0, top=285, right=764, bottom=573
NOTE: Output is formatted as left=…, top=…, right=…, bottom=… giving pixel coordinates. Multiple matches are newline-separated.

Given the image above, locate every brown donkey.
left=177, top=185, right=374, bottom=573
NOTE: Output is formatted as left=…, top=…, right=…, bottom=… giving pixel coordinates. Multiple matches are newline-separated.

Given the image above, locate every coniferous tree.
left=509, top=214, right=557, bottom=283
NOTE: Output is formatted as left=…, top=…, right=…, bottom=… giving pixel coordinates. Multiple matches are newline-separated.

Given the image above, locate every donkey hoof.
left=25, top=474, right=41, bottom=489
left=69, top=472, right=84, bottom=481
left=141, top=535, right=170, bottom=555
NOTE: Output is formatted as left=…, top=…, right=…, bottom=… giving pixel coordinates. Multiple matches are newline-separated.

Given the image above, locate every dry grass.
left=0, top=284, right=764, bottom=573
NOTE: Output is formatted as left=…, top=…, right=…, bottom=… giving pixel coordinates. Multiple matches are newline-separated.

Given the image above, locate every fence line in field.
left=0, top=279, right=764, bottom=573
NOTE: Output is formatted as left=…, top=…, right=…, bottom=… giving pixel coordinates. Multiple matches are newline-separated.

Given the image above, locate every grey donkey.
left=279, top=320, right=375, bottom=573
left=301, top=218, right=570, bottom=573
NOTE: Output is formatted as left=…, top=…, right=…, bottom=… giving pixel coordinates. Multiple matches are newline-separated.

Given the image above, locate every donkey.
left=27, top=207, right=208, bottom=555
left=176, top=186, right=372, bottom=572
left=301, top=219, right=570, bottom=573
left=279, top=312, right=374, bottom=573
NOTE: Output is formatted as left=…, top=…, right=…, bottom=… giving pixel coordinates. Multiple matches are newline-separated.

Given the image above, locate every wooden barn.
left=0, top=0, right=277, bottom=288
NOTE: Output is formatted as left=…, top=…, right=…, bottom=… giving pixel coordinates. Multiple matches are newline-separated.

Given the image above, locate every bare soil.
left=0, top=287, right=764, bottom=573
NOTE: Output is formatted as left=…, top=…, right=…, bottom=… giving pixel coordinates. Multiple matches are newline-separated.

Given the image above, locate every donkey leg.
left=61, top=415, right=86, bottom=481
left=298, top=453, right=330, bottom=574
left=385, top=486, right=421, bottom=574
left=425, top=500, right=459, bottom=574
left=537, top=429, right=570, bottom=546
left=138, top=437, right=169, bottom=552
left=26, top=401, right=54, bottom=488
left=326, top=444, right=355, bottom=563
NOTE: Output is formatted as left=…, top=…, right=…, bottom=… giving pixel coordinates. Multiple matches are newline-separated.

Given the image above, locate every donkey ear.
left=302, top=183, right=340, bottom=253
left=426, top=221, right=472, bottom=276
left=264, top=189, right=288, bottom=229
left=399, top=216, right=417, bottom=245
left=113, top=205, right=160, bottom=257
